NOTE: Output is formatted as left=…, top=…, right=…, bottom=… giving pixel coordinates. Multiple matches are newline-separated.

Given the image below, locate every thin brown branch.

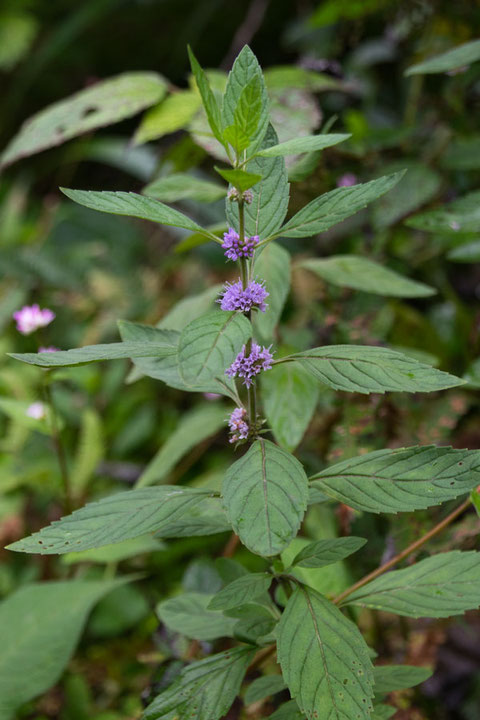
left=333, top=497, right=473, bottom=606
left=221, top=0, right=270, bottom=69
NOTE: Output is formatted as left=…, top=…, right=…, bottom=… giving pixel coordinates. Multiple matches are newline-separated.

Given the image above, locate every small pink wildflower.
left=336, top=173, right=357, bottom=188
left=13, top=305, right=55, bottom=335
left=26, top=402, right=46, bottom=420
left=38, top=346, right=59, bottom=353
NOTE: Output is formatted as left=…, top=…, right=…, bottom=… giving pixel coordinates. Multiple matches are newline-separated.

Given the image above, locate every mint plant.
left=7, top=46, right=480, bottom=720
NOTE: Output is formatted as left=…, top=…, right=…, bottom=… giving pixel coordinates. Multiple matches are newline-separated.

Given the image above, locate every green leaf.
left=158, top=285, right=221, bottom=332
left=134, top=90, right=201, bottom=144
left=270, top=700, right=305, bottom=720
left=406, top=39, right=480, bottom=75
left=227, top=124, right=289, bottom=239
left=178, top=310, right=251, bottom=387
left=300, top=255, right=435, bottom=297
left=233, top=613, right=277, bottom=645
left=62, top=535, right=164, bottom=565
left=255, top=133, right=350, bottom=157
left=60, top=189, right=205, bottom=233
left=223, top=75, right=263, bottom=153
left=261, top=363, right=318, bottom=452
left=448, top=240, right=480, bottom=263
left=310, top=445, right=480, bottom=513
left=291, top=537, right=367, bottom=568
left=143, top=172, right=226, bottom=203
left=280, top=171, right=405, bottom=238
left=0, top=578, right=127, bottom=719
left=277, top=586, right=374, bottom=720
left=222, top=45, right=269, bottom=155
left=372, top=163, right=441, bottom=228
left=144, top=646, right=255, bottom=720
left=370, top=705, right=396, bottom=720
left=188, top=46, right=224, bottom=145
left=406, top=190, right=480, bottom=234
left=215, top=167, right=262, bottom=191
left=70, top=408, right=104, bottom=496
left=288, top=344, right=464, bottom=394
left=155, top=496, right=231, bottom=537
left=245, top=675, right=287, bottom=704
left=136, top=404, right=227, bottom=487
left=208, top=573, right=272, bottom=610
left=9, top=341, right=175, bottom=368
left=222, top=438, right=309, bottom=557
left=253, top=242, right=291, bottom=342
left=442, top=136, right=480, bottom=170
left=0, top=72, right=167, bottom=168
left=373, top=665, right=432, bottom=694
left=345, top=550, right=480, bottom=617
left=7, top=486, right=212, bottom=554
left=157, top=592, right=237, bottom=641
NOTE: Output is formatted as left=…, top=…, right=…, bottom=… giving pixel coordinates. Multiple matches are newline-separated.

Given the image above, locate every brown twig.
left=222, top=532, right=240, bottom=558
left=247, top=644, right=276, bottom=673
left=334, top=497, right=473, bottom=606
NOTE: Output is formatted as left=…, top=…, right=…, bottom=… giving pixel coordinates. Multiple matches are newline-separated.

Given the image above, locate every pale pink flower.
left=336, top=173, right=357, bottom=188
left=13, top=305, right=55, bottom=335
left=26, top=402, right=46, bottom=420
left=38, top=346, right=59, bottom=353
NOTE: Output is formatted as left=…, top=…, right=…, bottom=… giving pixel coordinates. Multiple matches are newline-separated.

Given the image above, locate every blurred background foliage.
left=1, top=1, right=480, bottom=718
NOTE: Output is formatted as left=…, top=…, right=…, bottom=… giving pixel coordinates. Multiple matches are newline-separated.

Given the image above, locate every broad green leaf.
left=245, top=675, right=287, bottom=704
left=255, top=133, right=350, bottom=157
left=159, top=285, right=221, bottom=332
left=371, top=705, right=396, bottom=720
left=222, top=439, right=309, bottom=557
left=279, top=171, right=404, bottom=238
left=442, top=136, right=480, bottom=170
left=223, top=75, right=263, bottom=153
left=0, top=578, right=127, bottom=719
left=261, top=363, right=318, bottom=452
left=175, top=224, right=226, bottom=253
left=155, top=496, right=231, bottom=537
left=270, top=700, right=305, bottom=720
left=136, top=404, right=227, bottom=487
left=233, top=613, right=277, bottom=645
left=227, top=125, right=289, bottom=239
left=287, top=344, right=464, bottom=394
left=157, top=592, right=237, bottom=641
left=7, top=486, right=212, bottom=554
left=70, top=408, right=104, bottom=495
left=406, top=190, right=480, bottom=234
left=277, top=586, right=374, bottom=720
left=222, top=46, right=269, bottom=155
left=62, top=535, right=164, bottom=565
left=61, top=189, right=205, bottom=233
left=134, top=90, right=201, bottom=144
left=9, top=341, right=175, bottom=368
left=406, top=39, right=480, bottom=75
left=448, top=240, right=480, bottom=263
left=264, top=66, right=342, bottom=92
left=178, top=310, right=251, bottom=386
left=215, top=167, right=262, bottom=191
left=373, top=665, right=432, bottom=694
left=372, top=163, right=441, bottom=228
left=310, top=446, right=480, bottom=513
left=345, top=550, right=480, bottom=617
left=143, top=172, right=226, bottom=203
left=253, top=242, right=291, bottom=342
left=208, top=573, right=272, bottom=610
left=188, top=46, right=224, bottom=145
left=291, top=537, right=367, bottom=569
left=144, top=646, right=255, bottom=720
left=300, top=255, right=434, bottom=297
left=0, top=72, right=167, bottom=168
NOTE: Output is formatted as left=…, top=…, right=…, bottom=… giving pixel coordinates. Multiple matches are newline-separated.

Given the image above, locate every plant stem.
left=43, top=377, right=72, bottom=514
left=246, top=643, right=276, bottom=673
left=333, top=497, right=472, bottom=606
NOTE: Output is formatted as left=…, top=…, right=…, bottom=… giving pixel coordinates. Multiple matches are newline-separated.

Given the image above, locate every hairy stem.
left=43, top=378, right=72, bottom=514
left=333, top=497, right=472, bottom=606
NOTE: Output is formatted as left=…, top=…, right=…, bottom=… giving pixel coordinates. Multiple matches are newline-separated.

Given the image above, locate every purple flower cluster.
left=222, top=228, right=259, bottom=261
left=219, top=279, right=268, bottom=313
left=226, top=342, right=274, bottom=387
left=228, top=407, right=249, bottom=443
left=13, top=305, right=55, bottom=335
